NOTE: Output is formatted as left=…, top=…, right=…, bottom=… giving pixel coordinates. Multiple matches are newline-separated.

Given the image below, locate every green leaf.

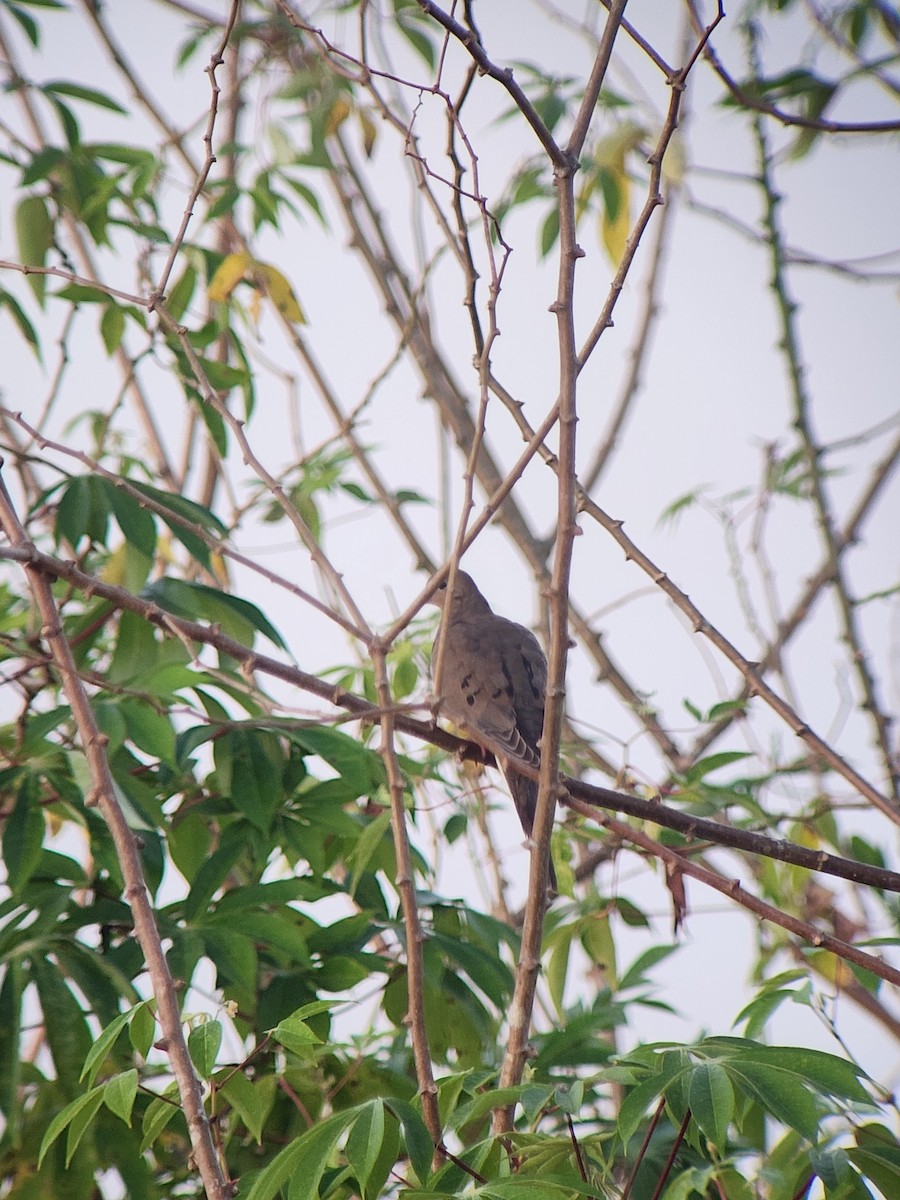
left=119, top=698, right=177, bottom=765
left=272, top=1015, right=322, bottom=1056
left=15, top=193, right=53, bottom=305
left=345, top=1099, right=385, bottom=1198
left=38, top=1085, right=104, bottom=1167
left=166, top=263, right=197, bottom=321
left=80, top=1009, right=132, bottom=1086
left=545, top=924, right=574, bottom=1017
left=703, top=1040, right=872, bottom=1104
left=142, top=577, right=287, bottom=652
left=617, top=943, right=678, bottom=992
left=103, top=481, right=157, bottom=558
left=286, top=725, right=385, bottom=797
left=219, top=1070, right=275, bottom=1144
left=683, top=751, right=752, bottom=783
left=384, top=1098, right=434, bottom=1185
left=848, top=1125, right=900, bottom=1196
left=540, top=206, right=559, bottom=257
left=140, top=1086, right=181, bottom=1152
left=4, top=778, right=44, bottom=894
left=32, top=956, right=93, bottom=1099
left=55, top=474, right=110, bottom=549
left=733, top=989, right=794, bottom=1039
left=100, top=302, right=125, bottom=354
left=55, top=282, right=110, bottom=303
left=129, top=480, right=227, bottom=568
left=243, top=1109, right=356, bottom=1200
left=200, top=927, right=258, bottom=993
left=0, top=961, right=24, bottom=1133
left=182, top=838, right=246, bottom=921
left=6, top=3, right=40, bottom=46
left=689, top=1061, right=733, bottom=1148
left=187, top=1019, right=222, bottom=1079
left=129, top=1000, right=156, bottom=1060
left=103, top=1069, right=138, bottom=1125
left=617, top=1059, right=686, bottom=1145
left=215, top=727, right=283, bottom=831
left=195, top=355, right=250, bottom=392
left=347, top=808, right=392, bottom=890
left=43, top=80, right=127, bottom=113
left=727, top=1061, right=820, bottom=1142
left=0, top=287, right=42, bottom=358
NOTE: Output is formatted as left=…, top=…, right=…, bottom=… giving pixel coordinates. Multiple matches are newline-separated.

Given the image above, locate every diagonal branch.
left=0, top=464, right=232, bottom=1200
left=5, top=540, right=899, bottom=899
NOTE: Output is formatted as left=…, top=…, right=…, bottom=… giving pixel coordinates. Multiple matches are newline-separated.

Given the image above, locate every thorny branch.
left=0, top=467, right=233, bottom=1200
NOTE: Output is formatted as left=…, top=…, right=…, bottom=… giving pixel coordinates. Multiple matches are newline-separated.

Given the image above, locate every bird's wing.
left=439, top=613, right=545, bottom=764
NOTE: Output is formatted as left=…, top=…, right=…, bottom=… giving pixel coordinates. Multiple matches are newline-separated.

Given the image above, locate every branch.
left=575, top=800, right=900, bottom=988
left=370, top=643, right=442, bottom=1145
left=687, top=0, right=900, bottom=133
left=748, top=21, right=898, bottom=801
left=414, top=0, right=570, bottom=169
left=0, top=464, right=232, bottom=1200
left=151, top=0, right=242, bottom=300
left=5, top=540, right=899, bottom=897
left=577, top=489, right=900, bottom=826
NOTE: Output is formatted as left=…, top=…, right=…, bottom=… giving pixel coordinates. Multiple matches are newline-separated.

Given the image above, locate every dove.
left=432, top=570, right=556, bottom=891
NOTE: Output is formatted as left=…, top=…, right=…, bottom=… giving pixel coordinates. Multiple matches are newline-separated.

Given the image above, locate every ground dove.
left=432, top=571, right=556, bottom=890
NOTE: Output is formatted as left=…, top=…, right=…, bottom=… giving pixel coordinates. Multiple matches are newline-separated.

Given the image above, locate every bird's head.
left=429, top=569, right=489, bottom=615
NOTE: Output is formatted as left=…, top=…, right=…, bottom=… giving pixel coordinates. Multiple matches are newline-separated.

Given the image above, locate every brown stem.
left=0, top=465, right=231, bottom=1200
left=370, top=643, right=442, bottom=1145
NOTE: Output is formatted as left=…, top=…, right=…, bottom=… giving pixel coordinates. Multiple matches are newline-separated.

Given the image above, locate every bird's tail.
left=506, top=768, right=557, bottom=893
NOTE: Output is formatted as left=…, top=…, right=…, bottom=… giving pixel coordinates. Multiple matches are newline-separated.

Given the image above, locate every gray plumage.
left=432, top=571, right=556, bottom=889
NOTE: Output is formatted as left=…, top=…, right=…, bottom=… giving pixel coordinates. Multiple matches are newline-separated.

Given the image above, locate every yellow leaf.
left=807, top=950, right=854, bottom=988
left=209, top=551, right=229, bottom=587
left=601, top=164, right=630, bottom=267
left=255, top=263, right=307, bottom=325
left=325, top=95, right=352, bottom=137
left=100, top=542, right=128, bottom=586
left=593, top=121, right=645, bottom=166
left=248, top=287, right=262, bottom=328
left=662, top=130, right=687, bottom=186
left=208, top=252, right=252, bottom=303
left=358, top=109, right=377, bottom=158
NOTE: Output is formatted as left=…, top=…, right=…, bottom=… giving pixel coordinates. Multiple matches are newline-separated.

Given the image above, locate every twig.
left=748, top=21, right=898, bottom=801
left=370, top=643, right=442, bottom=1145
left=151, top=0, right=242, bottom=301
left=686, top=0, right=900, bottom=132
left=414, top=0, right=570, bottom=169
left=1, top=407, right=365, bottom=641
left=575, top=790, right=900, bottom=987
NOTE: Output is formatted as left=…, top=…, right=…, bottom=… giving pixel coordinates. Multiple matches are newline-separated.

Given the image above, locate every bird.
left=431, top=570, right=557, bottom=891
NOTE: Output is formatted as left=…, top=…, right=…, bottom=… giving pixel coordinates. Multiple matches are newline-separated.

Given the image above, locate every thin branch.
left=0, top=260, right=149, bottom=307
left=151, top=0, right=242, bottom=301
left=577, top=489, right=899, bottom=826
left=370, top=642, right=442, bottom=1145
left=153, top=305, right=373, bottom=641
left=683, top=425, right=900, bottom=764
left=414, top=0, right=570, bottom=169
left=4, top=541, right=899, bottom=898
left=573, top=800, right=900, bottom=987
left=748, top=21, right=898, bottom=801
left=580, top=182, right=674, bottom=492
left=2, top=407, right=365, bottom=641
left=687, top=0, right=900, bottom=132
left=0, top=466, right=232, bottom=1200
